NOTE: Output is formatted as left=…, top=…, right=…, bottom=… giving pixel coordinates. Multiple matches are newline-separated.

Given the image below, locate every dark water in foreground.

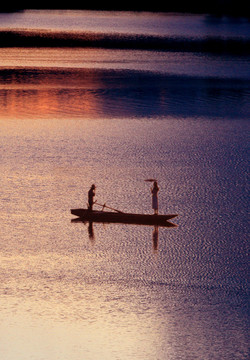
left=0, top=10, right=249, bottom=360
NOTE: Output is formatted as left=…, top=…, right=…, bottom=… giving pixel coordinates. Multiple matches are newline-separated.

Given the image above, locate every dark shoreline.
left=0, top=30, right=249, bottom=55
left=0, top=2, right=249, bottom=17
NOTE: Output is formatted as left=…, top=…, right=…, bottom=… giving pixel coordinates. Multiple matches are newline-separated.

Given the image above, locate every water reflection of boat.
left=71, top=209, right=178, bottom=227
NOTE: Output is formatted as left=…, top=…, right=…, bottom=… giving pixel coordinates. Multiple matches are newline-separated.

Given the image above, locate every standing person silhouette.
left=88, top=184, right=96, bottom=211
left=151, top=181, right=159, bottom=215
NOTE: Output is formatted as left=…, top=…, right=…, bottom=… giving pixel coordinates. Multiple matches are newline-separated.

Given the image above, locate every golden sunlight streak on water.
left=0, top=311, right=165, bottom=360
left=0, top=250, right=168, bottom=359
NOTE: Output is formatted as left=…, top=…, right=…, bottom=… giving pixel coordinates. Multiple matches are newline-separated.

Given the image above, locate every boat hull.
left=71, top=209, right=178, bottom=226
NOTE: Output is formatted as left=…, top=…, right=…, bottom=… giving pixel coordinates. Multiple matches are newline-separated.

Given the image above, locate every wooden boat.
left=71, top=208, right=178, bottom=227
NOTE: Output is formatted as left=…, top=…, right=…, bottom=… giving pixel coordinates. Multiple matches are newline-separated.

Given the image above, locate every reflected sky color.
left=0, top=10, right=249, bottom=360
left=0, top=67, right=249, bottom=120
left=1, top=110, right=248, bottom=360
left=0, top=47, right=249, bottom=77
left=0, top=47, right=249, bottom=121
left=0, top=10, right=249, bottom=39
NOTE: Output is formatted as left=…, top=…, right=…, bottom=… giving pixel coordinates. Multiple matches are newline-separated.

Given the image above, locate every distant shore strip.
left=0, top=1, right=249, bottom=17
left=0, top=30, right=249, bottom=54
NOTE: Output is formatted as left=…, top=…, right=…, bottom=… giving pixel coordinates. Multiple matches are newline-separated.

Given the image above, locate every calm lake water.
left=0, top=10, right=249, bottom=360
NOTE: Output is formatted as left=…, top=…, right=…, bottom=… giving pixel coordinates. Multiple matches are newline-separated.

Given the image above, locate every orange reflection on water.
left=0, top=69, right=106, bottom=119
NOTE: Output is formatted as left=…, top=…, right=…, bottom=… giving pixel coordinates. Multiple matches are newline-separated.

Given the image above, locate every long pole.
left=94, top=202, right=124, bottom=213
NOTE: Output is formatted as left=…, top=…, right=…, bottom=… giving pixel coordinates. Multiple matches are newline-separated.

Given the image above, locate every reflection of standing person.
left=151, top=181, right=159, bottom=215
left=152, top=225, right=159, bottom=251
left=88, top=184, right=96, bottom=211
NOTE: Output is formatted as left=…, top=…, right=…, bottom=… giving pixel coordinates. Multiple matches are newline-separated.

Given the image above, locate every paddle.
left=94, top=202, right=124, bottom=213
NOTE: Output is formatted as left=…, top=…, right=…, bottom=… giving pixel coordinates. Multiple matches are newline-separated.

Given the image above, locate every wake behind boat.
left=71, top=208, right=178, bottom=227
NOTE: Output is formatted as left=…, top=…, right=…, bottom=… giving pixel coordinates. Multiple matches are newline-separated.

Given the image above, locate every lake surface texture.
left=0, top=10, right=249, bottom=360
